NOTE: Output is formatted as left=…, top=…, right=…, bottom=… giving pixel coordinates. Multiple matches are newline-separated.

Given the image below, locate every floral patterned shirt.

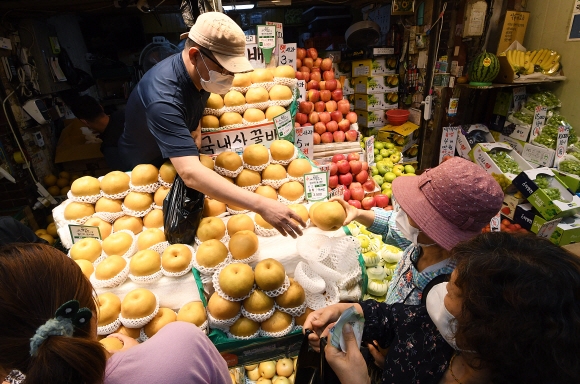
left=360, top=299, right=454, bottom=384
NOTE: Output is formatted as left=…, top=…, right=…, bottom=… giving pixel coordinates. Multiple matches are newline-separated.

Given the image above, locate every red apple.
left=350, top=160, right=362, bottom=175
left=355, top=169, right=369, bottom=183
left=325, top=79, right=337, bottom=91
left=307, top=80, right=319, bottom=90
left=308, top=112, right=320, bottom=125
left=343, top=189, right=351, bottom=201
left=325, top=100, right=337, bottom=112
left=320, top=132, right=334, bottom=143
left=313, top=132, right=321, bottom=144
left=307, top=89, right=320, bottom=103
left=310, top=71, right=321, bottom=82
left=319, top=81, right=326, bottom=90
left=338, top=119, right=351, bottom=132
left=295, top=122, right=300, bottom=128
left=332, top=89, right=344, bottom=102
left=319, top=111, right=331, bottom=124
left=337, top=99, right=350, bottom=115
left=297, top=48, right=306, bottom=60
left=300, top=66, right=310, bottom=73
left=349, top=182, right=362, bottom=190
left=310, top=67, right=321, bottom=73
left=361, top=162, right=368, bottom=171
left=323, top=70, right=335, bottom=81
left=295, top=112, right=308, bottom=125
left=320, top=90, right=332, bottom=102
left=346, top=111, right=358, bottom=124
left=326, top=120, right=338, bottom=133
left=314, top=122, right=326, bottom=135
left=338, top=173, right=353, bottom=187
left=332, top=154, right=345, bottom=163
left=348, top=200, right=362, bottom=209
left=349, top=187, right=364, bottom=201
left=330, top=111, right=342, bottom=123
left=314, top=58, right=322, bottom=68
left=347, top=153, right=360, bottom=161
left=374, top=194, right=390, bottom=208
left=296, top=58, right=302, bottom=69
left=307, top=48, right=318, bottom=60
left=321, top=58, right=333, bottom=71
left=314, top=101, right=326, bottom=112
left=336, top=160, right=350, bottom=174
left=329, top=175, right=339, bottom=188
left=302, top=72, right=310, bottom=82
left=295, top=71, right=304, bottom=81
left=303, top=123, right=312, bottom=126
left=345, top=130, right=359, bottom=142
left=304, top=58, right=313, bottom=68
left=362, top=197, right=376, bottom=210
left=333, top=131, right=345, bottom=142
left=329, top=162, right=338, bottom=175
left=363, top=179, right=376, bottom=192
left=299, top=101, right=314, bottom=114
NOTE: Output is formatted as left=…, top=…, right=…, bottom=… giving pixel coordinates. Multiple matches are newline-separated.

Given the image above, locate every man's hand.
left=302, top=303, right=360, bottom=352
left=324, top=324, right=371, bottom=384
left=257, top=199, right=305, bottom=238
left=191, top=123, right=202, bottom=150
left=105, top=333, right=140, bottom=354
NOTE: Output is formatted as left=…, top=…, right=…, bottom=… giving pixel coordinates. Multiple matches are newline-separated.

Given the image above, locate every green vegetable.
left=559, top=160, right=580, bottom=176
left=488, top=150, right=522, bottom=174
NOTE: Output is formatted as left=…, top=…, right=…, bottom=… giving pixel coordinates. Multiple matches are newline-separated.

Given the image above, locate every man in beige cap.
left=118, top=12, right=305, bottom=237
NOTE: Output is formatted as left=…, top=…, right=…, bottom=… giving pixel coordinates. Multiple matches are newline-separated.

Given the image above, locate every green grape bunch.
left=488, top=150, right=522, bottom=174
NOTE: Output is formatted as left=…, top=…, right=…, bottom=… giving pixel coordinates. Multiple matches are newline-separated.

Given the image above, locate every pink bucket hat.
left=392, top=157, right=503, bottom=251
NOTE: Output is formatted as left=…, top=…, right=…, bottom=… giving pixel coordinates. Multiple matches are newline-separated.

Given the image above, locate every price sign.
left=439, top=126, right=460, bottom=163
left=555, top=124, right=570, bottom=166
left=328, top=184, right=346, bottom=199
left=256, top=25, right=276, bottom=64
left=200, top=122, right=278, bottom=155
left=273, top=110, right=294, bottom=142
left=297, top=80, right=306, bottom=101
left=69, top=224, right=101, bottom=244
left=365, top=136, right=375, bottom=165
left=529, top=106, right=547, bottom=143
left=304, top=171, right=328, bottom=202
left=490, top=212, right=501, bottom=232
left=266, top=21, right=284, bottom=47
left=512, top=86, right=527, bottom=112
left=279, top=43, right=297, bottom=70
left=295, top=126, right=313, bottom=159
left=537, top=217, right=562, bottom=239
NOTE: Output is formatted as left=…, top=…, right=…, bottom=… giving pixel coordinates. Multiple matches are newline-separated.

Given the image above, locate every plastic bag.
left=163, top=174, right=205, bottom=245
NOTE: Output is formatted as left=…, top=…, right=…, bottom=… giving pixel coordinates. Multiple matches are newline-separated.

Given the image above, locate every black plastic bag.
left=295, top=330, right=340, bottom=384
left=163, top=174, right=205, bottom=245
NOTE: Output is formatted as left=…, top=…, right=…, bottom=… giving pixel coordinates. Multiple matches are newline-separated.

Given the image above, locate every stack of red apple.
left=295, top=47, right=358, bottom=145
left=328, top=153, right=390, bottom=210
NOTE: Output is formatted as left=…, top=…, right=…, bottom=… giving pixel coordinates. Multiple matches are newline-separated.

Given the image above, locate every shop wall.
left=524, top=0, right=580, bottom=132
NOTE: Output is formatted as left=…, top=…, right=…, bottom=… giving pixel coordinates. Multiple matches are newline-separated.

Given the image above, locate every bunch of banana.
left=527, top=49, right=561, bottom=75
left=506, top=50, right=526, bottom=74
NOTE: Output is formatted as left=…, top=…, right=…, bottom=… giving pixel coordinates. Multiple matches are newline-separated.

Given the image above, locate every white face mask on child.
left=395, top=210, right=435, bottom=248
left=426, top=282, right=459, bottom=350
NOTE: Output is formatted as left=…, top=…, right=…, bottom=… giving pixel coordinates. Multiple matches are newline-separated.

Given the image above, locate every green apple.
left=390, top=153, right=401, bottom=163
left=385, top=143, right=395, bottom=149
left=404, top=165, right=416, bottom=174
left=373, top=175, right=384, bottom=185
left=373, top=148, right=379, bottom=155
left=375, top=155, right=383, bottom=162
left=384, top=172, right=397, bottom=183
left=377, top=162, right=390, bottom=176
left=375, top=142, right=385, bottom=150
left=383, top=159, right=394, bottom=168
left=371, top=166, right=379, bottom=176
left=381, top=182, right=392, bottom=190
left=393, top=164, right=405, bottom=176
left=379, top=148, right=389, bottom=157
left=382, top=188, right=392, bottom=198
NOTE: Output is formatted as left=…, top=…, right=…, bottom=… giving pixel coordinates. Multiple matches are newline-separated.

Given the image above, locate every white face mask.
left=426, top=282, right=459, bottom=350
left=196, top=53, right=234, bottom=94
left=395, top=210, right=436, bottom=247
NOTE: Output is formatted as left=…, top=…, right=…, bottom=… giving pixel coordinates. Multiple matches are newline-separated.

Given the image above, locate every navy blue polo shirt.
left=118, top=53, right=210, bottom=170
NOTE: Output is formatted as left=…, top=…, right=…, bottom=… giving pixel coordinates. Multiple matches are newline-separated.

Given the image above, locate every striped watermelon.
left=469, top=52, right=500, bottom=84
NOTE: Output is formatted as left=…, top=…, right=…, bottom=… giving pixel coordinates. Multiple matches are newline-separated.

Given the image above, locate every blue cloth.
left=367, top=208, right=412, bottom=250
left=118, top=53, right=209, bottom=170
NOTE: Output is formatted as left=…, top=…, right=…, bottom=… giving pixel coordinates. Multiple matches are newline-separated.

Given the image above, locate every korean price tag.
left=439, top=126, right=460, bottom=163
left=256, top=25, right=276, bottom=64
left=69, top=224, right=102, bottom=244
left=295, top=126, right=314, bottom=159
left=529, top=106, right=547, bottom=143
left=266, top=21, right=284, bottom=47
left=278, top=43, right=297, bottom=70
left=537, top=218, right=562, bottom=239
left=304, top=172, right=329, bottom=202
left=512, top=86, right=527, bottom=112
left=328, top=184, right=345, bottom=199
left=555, top=124, right=570, bottom=166
left=490, top=212, right=501, bottom=232
left=297, top=80, right=306, bottom=101
left=365, top=136, right=375, bottom=165
left=273, top=110, right=295, bottom=142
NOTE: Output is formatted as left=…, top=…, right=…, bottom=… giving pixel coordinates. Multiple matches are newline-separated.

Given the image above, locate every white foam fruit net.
left=274, top=77, right=298, bottom=88
left=214, top=165, right=243, bottom=178
left=249, top=81, right=275, bottom=91
left=212, top=267, right=255, bottom=302
left=276, top=302, right=306, bottom=317
left=226, top=207, right=250, bottom=215
left=102, top=230, right=137, bottom=259
left=128, top=269, right=163, bottom=284
left=129, top=181, right=160, bottom=193
left=263, top=275, right=290, bottom=298
left=90, top=261, right=130, bottom=288
left=203, top=107, right=225, bottom=117
left=68, top=191, right=102, bottom=204
left=230, top=249, right=259, bottom=265
left=239, top=184, right=260, bottom=192
left=287, top=175, right=305, bottom=184
left=270, top=147, right=297, bottom=166
left=255, top=224, right=280, bottom=237
left=157, top=174, right=173, bottom=189
left=101, top=189, right=130, bottom=200
left=261, top=177, right=289, bottom=189
left=138, top=309, right=178, bottom=341
left=147, top=241, right=170, bottom=255
left=241, top=305, right=275, bottom=322
left=161, top=258, right=194, bottom=277
left=207, top=311, right=240, bottom=330
left=243, top=158, right=270, bottom=172
left=119, top=294, right=160, bottom=328
left=192, top=251, right=232, bottom=276
left=93, top=211, right=125, bottom=223
left=121, top=203, right=153, bottom=218
left=259, top=317, right=295, bottom=338
left=97, top=318, right=121, bottom=336
left=194, top=232, right=229, bottom=246
left=227, top=328, right=261, bottom=340
left=278, top=194, right=304, bottom=205
left=294, top=262, right=326, bottom=294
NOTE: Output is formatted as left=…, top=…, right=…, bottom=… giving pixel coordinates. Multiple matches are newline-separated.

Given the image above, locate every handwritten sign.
left=490, top=212, right=501, bottom=232
left=555, top=124, right=570, bottom=166
left=328, top=184, right=345, bottom=199
left=200, top=123, right=278, bottom=155
left=365, top=136, right=375, bottom=165
left=273, top=111, right=294, bottom=142
left=537, top=217, right=562, bottom=239
left=304, top=172, right=328, bottom=202
left=297, top=80, right=306, bottom=101
left=69, top=224, right=101, bottom=244
left=278, top=43, right=297, bottom=70
left=512, top=86, right=527, bottom=112
left=529, top=106, right=547, bottom=143
left=439, top=126, right=460, bottom=163
left=295, top=126, right=313, bottom=159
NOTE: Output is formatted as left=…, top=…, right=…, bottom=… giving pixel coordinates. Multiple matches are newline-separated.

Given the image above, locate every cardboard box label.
left=497, top=11, right=530, bottom=54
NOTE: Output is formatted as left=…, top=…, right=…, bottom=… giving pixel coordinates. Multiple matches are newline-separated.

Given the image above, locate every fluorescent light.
left=223, top=4, right=255, bottom=10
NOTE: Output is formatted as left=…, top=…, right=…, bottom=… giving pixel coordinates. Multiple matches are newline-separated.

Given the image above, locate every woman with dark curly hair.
left=303, top=232, right=580, bottom=384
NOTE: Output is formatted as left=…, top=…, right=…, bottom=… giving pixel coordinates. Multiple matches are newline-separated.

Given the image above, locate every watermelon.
left=468, top=52, right=500, bottom=85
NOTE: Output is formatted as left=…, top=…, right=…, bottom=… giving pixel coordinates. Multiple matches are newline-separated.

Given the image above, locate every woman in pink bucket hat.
left=334, top=156, right=504, bottom=305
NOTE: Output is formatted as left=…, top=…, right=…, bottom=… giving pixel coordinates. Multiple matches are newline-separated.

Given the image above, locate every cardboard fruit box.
left=352, top=75, right=399, bottom=94
left=552, top=169, right=580, bottom=194
left=351, top=58, right=392, bottom=77
left=456, top=124, right=495, bottom=160
left=491, top=132, right=555, bottom=168
left=513, top=203, right=545, bottom=232
left=548, top=216, right=580, bottom=246
left=354, top=93, right=397, bottom=111
left=512, top=167, right=580, bottom=220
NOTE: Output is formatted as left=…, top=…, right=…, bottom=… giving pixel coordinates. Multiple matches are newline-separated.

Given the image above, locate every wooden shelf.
left=457, top=79, right=564, bottom=89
